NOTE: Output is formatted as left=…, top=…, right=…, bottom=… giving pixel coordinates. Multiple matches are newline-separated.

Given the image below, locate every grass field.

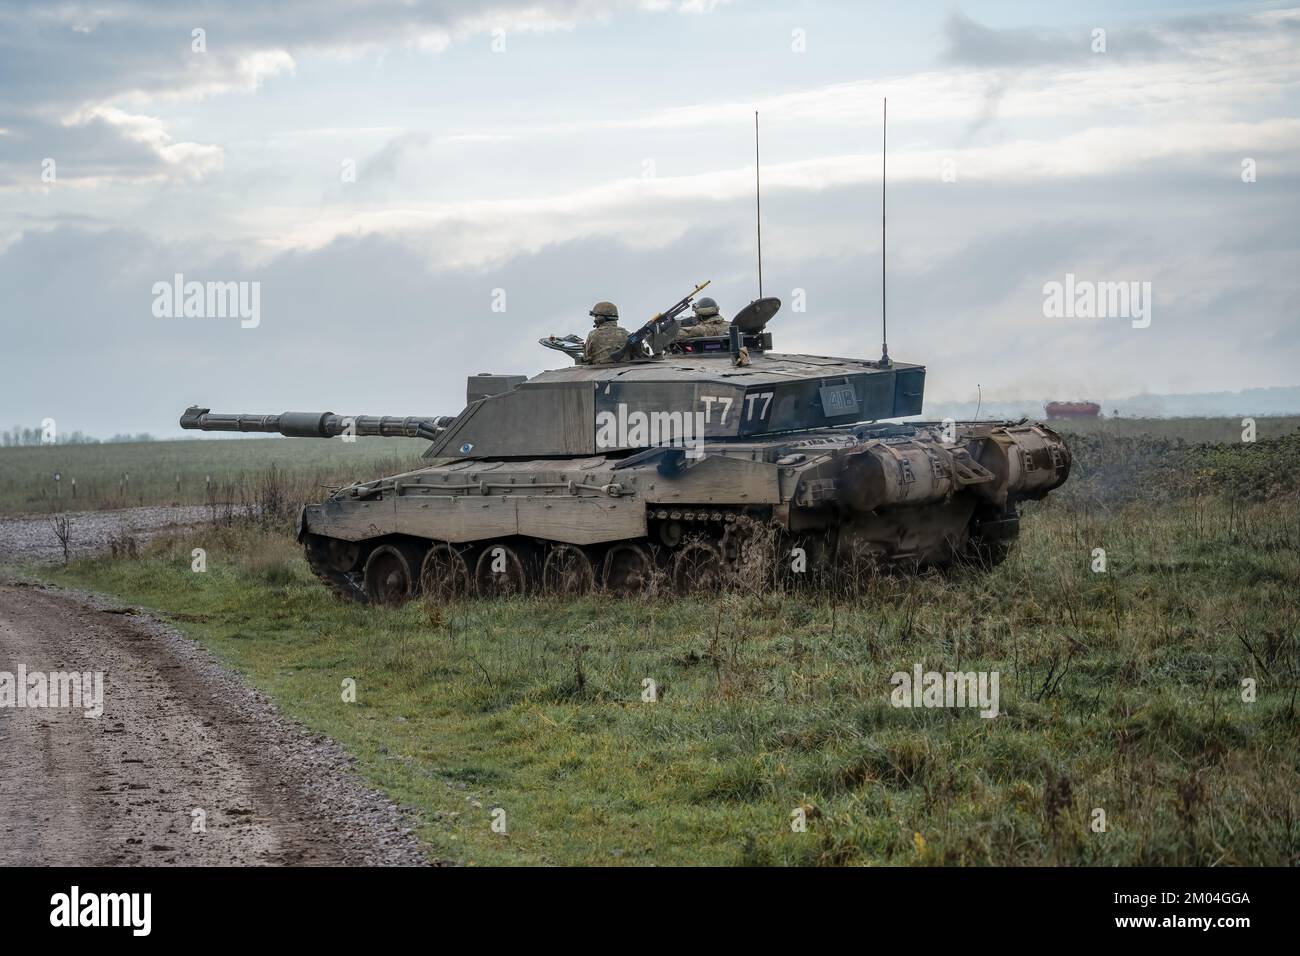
left=1014, top=414, right=1300, bottom=443
left=0, top=437, right=426, bottom=515
left=26, top=418, right=1300, bottom=866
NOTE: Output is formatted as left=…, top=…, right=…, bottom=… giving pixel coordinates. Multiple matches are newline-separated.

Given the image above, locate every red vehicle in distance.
left=1045, top=401, right=1101, bottom=419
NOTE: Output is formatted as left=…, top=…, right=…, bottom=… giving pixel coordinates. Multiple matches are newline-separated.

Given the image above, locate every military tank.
left=180, top=285, right=1070, bottom=604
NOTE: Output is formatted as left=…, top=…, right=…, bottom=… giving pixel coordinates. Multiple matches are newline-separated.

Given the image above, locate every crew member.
left=583, top=301, right=630, bottom=364
left=678, top=297, right=729, bottom=338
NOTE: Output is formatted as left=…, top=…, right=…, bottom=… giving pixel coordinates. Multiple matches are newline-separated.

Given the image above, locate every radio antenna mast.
left=880, top=97, right=890, bottom=367
left=755, top=110, right=763, bottom=299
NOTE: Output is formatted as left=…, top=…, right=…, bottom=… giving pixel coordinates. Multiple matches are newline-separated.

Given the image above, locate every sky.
left=1, top=0, right=1297, bottom=436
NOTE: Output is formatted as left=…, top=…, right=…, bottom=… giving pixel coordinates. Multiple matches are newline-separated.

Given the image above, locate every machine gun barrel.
left=648, top=279, right=711, bottom=327
left=180, top=407, right=453, bottom=441
left=617, top=280, right=711, bottom=361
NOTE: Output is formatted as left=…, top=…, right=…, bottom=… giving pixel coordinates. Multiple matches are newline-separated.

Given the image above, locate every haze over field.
left=926, top=385, right=1300, bottom=421
left=2, top=0, right=1298, bottom=436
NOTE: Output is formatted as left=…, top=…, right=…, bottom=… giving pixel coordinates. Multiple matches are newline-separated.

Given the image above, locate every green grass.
left=18, top=418, right=1300, bottom=865
left=39, top=493, right=1300, bottom=866
left=1047, top=414, right=1300, bottom=443
left=0, top=437, right=426, bottom=514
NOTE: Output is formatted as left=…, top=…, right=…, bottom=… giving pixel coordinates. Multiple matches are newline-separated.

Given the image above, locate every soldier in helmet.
left=583, top=301, right=630, bottom=364
left=678, top=296, right=729, bottom=338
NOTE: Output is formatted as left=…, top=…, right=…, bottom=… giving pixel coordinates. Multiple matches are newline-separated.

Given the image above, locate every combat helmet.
left=589, top=301, right=619, bottom=325
left=693, top=296, right=720, bottom=318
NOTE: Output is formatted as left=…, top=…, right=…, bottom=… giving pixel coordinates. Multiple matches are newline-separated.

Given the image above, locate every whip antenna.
left=880, top=97, right=890, bottom=367
left=755, top=110, right=763, bottom=299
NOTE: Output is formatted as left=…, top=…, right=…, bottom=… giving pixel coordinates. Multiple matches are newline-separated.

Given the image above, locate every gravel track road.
left=0, top=505, right=213, bottom=565
left=0, top=581, right=432, bottom=866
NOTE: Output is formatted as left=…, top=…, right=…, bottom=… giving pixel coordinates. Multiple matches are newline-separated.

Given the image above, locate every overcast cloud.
left=1, top=0, right=1297, bottom=435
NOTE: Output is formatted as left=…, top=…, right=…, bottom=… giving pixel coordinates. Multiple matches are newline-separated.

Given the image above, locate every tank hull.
left=298, top=420, right=1071, bottom=603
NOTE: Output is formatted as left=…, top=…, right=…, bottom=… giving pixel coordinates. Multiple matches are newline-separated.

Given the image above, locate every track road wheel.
left=474, top=542, right=535, bottom=597
left=967, top=506, right=1019, bottom=568
left=603, top=543, right=653, bottom=595
left=837, top=538, right=884, bottom=593
left=303, top=535, right=368, bottom=603
left=364, top=543, right=424, bottom=606
left=543, top=544, right=596, bottom=596
left=778, top=533, right=829, bottom=591
left=420, top=543, right=472, bottom=601
left=321, top=537, right=362, bottom=572
left=671, top=538, right=726, bottom=594
left=721, top=516, right=780, bottom=592
left=968, top=537, right=1014, bottom=569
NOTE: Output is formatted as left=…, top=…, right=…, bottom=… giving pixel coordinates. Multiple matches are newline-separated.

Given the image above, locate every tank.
left=180, top=289, right=1071, bottom=603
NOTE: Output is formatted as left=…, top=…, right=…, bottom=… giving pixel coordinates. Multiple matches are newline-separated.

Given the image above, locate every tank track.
left=303, top=540, right=368, bottom=604
left=299, top=499, right=1021, bottom=605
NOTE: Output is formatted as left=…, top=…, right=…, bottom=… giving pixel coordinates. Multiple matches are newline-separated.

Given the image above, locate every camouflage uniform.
left=680, top=317, right=729, bottom=338
left=583, top=301, right=630, bottom=365
left=678, top=297, right=729, bottom=338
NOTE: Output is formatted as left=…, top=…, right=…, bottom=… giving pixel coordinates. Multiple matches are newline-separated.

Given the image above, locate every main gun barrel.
left=180, top=406, right=454, bottom=441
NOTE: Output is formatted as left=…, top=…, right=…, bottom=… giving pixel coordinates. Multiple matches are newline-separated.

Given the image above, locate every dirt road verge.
left=0, top=582, right=432, bottom=866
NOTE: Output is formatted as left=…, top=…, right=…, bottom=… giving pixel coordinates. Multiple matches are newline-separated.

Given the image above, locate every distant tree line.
left=1, top=426, right=156, bottom=446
